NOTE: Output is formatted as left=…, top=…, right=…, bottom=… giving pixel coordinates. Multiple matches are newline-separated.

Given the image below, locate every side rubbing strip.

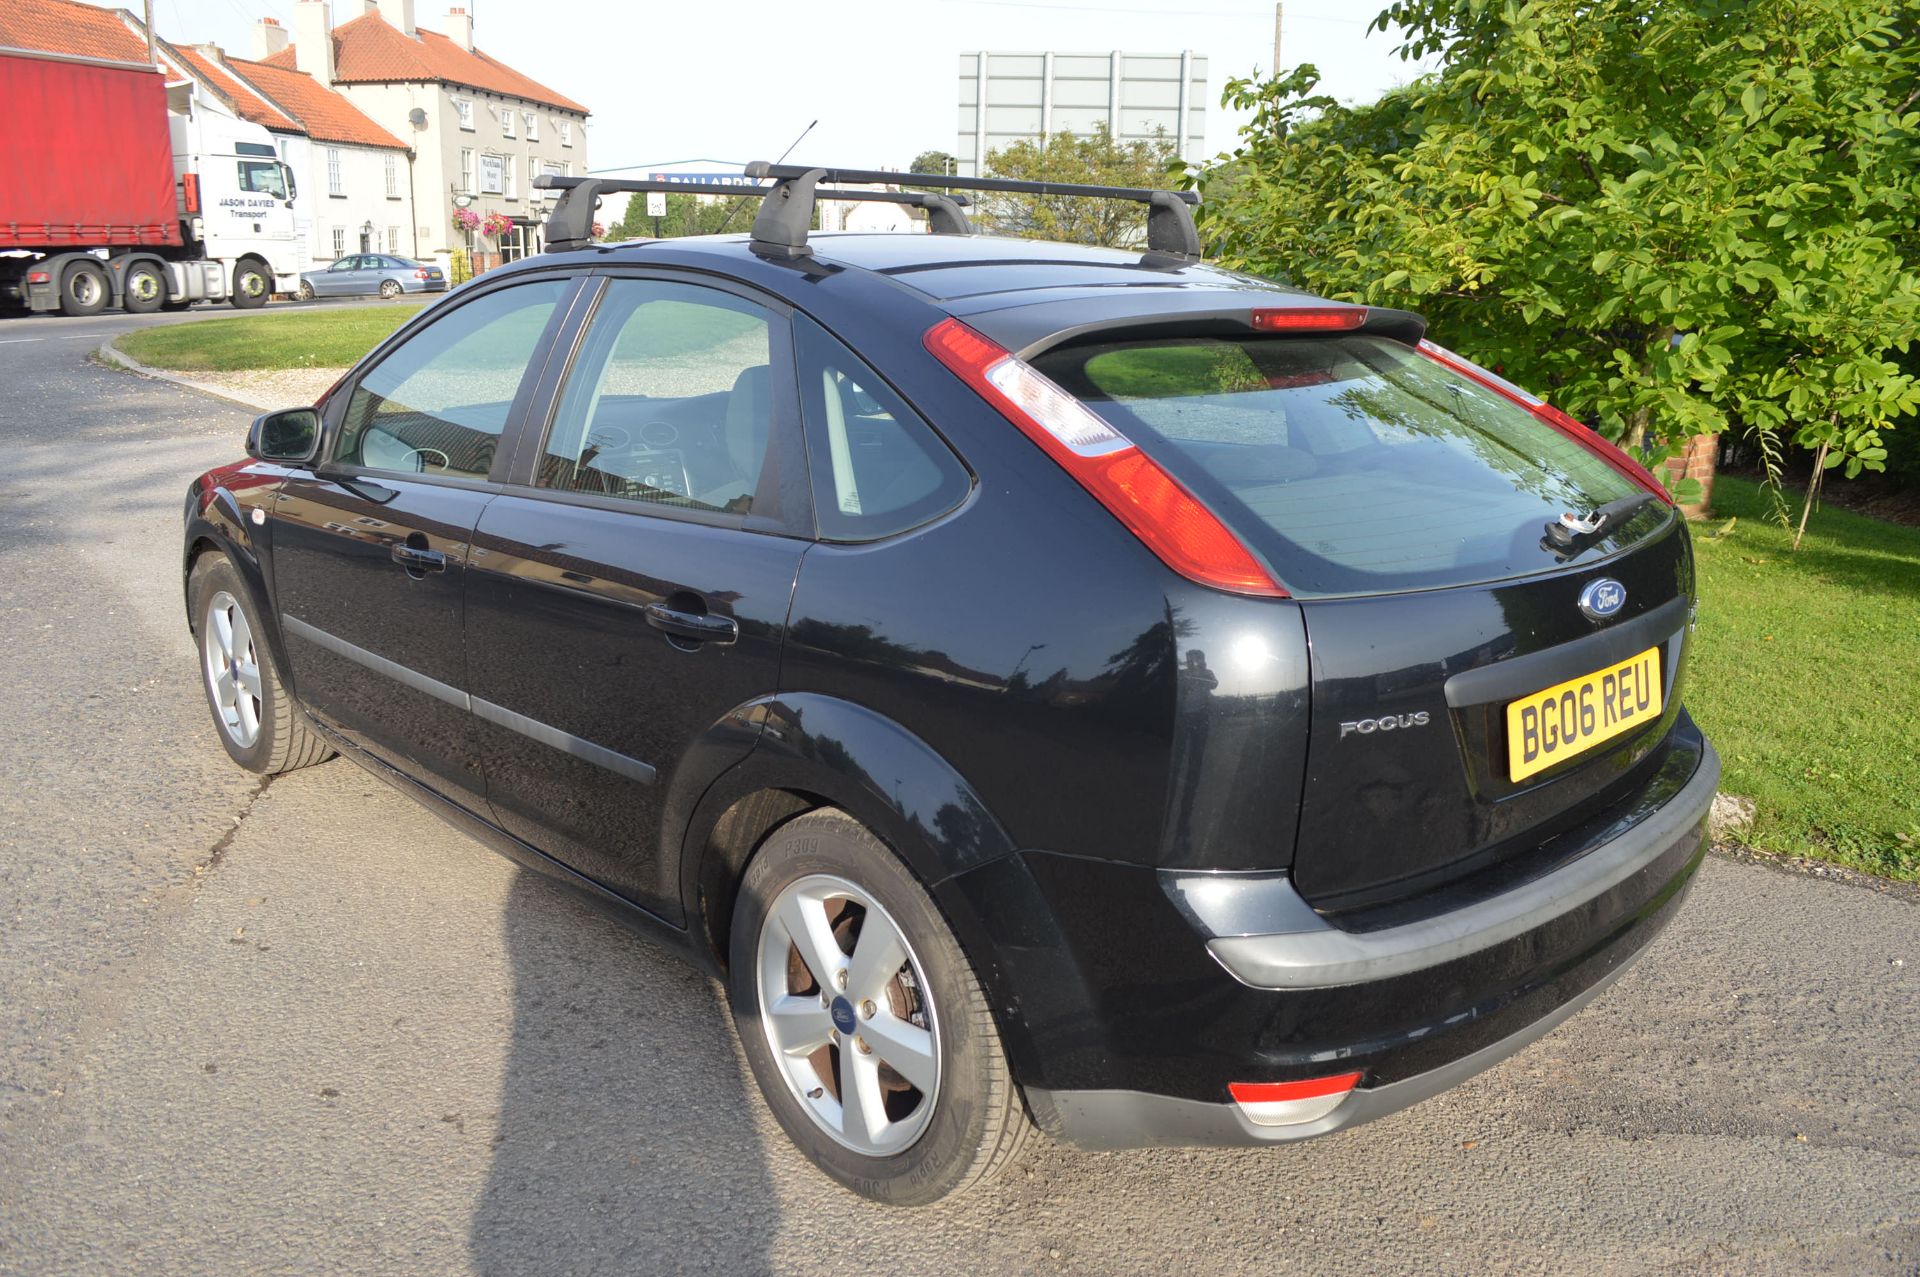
left=283, top=614, right=470, bottom=710
left=471, top=696, right=656, bottom=784
left=281, top=615, right=656, bottom=785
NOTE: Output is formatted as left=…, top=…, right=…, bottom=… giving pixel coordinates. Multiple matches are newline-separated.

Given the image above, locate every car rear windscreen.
left=1031, top=334, right=1669, bottom=597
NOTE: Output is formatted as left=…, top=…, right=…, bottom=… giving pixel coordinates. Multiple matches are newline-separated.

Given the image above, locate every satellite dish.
left=408, top=107, right=428, bottom=129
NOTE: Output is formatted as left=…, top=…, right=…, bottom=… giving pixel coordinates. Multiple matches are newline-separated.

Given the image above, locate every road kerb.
left=95, top=338, right=274, bottom=412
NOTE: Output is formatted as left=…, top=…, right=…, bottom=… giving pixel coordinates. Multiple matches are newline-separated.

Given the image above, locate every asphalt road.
left=0, top=306, right=1915, bottom=1276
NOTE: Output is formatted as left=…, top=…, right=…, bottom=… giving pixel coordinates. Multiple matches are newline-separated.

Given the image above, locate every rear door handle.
left=390, top=543, right=446, bottom=573
left=644, top=603, right=738, bottom=646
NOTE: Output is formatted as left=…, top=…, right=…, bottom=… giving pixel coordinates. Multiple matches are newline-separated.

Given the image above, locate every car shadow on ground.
left=468, top=871, right=784, bottom=1276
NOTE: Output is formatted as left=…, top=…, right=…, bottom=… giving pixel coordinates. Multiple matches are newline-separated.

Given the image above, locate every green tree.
left=983, top=122, right=1179, bottom=248
left=909, top=150, right=958, bottom=178
left=1196, top=0, right=1920, bottom=525
left=613, top=190, right=750, bottom=241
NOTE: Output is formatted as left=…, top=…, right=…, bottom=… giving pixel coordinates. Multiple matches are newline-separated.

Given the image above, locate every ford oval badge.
left=1579, top=577, right=1627, bottom=622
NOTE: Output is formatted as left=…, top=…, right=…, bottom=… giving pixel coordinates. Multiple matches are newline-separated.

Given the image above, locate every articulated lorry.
left=0, top=47, right=304, bottom=316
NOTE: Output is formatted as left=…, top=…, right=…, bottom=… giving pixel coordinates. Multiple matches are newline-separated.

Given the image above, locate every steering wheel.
left=402, top=447, right=451, bottom=474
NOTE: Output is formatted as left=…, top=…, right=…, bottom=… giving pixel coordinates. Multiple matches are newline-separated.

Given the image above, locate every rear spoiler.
left=962, top=295, right=1428, bottom=362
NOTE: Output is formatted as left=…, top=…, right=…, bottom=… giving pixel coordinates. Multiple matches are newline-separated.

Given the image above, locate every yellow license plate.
left=1506, top=646, right=1663, bottom=781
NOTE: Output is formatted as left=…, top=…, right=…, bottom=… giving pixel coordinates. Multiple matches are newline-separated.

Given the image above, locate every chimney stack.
left=444, top=6, right=472, bottom=52
left=251, top=16, right=288, bottom=60
left=291, top=0, right=333, bottom=81
left=377, top=0, right=417, bottom=38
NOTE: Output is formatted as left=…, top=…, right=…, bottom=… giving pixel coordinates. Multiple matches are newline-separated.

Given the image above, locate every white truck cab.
left=168, top=106, right=305, bottom=306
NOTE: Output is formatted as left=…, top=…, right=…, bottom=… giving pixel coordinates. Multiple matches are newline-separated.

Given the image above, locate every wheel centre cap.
left=829, top=996, right=857, bottom=1035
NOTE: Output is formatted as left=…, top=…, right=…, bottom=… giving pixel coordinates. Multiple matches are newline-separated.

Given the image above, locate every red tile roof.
left=264, top=12, right=586, bottom=115
left=168, top=44, right=303, bottom=133
left=226, top=55, right=409, bottom=150
left=0, top=0, right=151, bottom=65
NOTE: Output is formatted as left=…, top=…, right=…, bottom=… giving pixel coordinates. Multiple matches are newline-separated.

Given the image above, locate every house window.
left=460, top=148, right=475, bottom=194
left=388, top=226, right=400, bottom=252
left=524, top=111, right=538, bottom=141
left=559, top=120, right=571, bottom=147
left=479, top=153, right=504, bottom=195
left=503, top=154, right=517, bottom=199
left=455, top=98, right=474, bottom=130
left=384, top=153, right=398, bottom=198
left=501, top=107, right=515, bottom=139
left=331, top=226, right=345, bottom=256
left=326, top=147, right=343, bottom=197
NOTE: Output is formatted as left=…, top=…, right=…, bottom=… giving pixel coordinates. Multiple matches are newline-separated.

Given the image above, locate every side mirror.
left=246, top=407, right=321, bottom=464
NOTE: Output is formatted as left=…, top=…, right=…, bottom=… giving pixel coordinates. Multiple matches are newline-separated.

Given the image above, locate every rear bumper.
left=989, top=725, right=1717, bottom=1150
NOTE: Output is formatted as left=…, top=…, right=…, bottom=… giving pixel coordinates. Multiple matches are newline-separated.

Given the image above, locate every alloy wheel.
left=202, top=590, right=263, bottom=749
left=756, top=873, right=941, bottom=1157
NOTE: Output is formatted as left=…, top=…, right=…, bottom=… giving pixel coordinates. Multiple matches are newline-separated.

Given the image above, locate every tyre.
left=378, top=279, right=401, bottom=299
left=229, top=261, right=269, bottom=309
left=729, top=809, right=1032, bottom=1206
left=122, top=259, right=166, bottom=314
left=59, top=259, right=109, bottom=316
left=296, top=279, right=315, bottom=302
left=190, top=554, right=332, bottom=775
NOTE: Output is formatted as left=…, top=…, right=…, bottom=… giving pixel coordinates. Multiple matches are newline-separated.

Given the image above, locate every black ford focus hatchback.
left=182, top=165, right=1717, bottom=1205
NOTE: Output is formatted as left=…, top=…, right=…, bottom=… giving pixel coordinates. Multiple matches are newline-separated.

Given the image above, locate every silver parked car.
left=296, top=254, right=447, bottom=301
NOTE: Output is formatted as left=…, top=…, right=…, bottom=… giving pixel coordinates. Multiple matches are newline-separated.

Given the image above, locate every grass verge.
left=1688, top=475, right=1920, bottom=879
left=116, top=305, right=425, bottom=372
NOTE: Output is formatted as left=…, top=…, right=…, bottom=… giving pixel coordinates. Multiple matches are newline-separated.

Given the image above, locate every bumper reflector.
left=1229, top=1072, right=1362, bottom=1126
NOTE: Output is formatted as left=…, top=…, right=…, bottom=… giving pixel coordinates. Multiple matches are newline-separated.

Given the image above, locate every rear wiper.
left=1542, top=491, right=1661, bottom=554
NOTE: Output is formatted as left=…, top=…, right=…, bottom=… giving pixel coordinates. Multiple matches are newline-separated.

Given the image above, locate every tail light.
left=27, top=271, right=50, bottom=285
left=1417, top=340, right=1671, bottom=502
left=414, top=269, right=430, bottom=279
left=924, top=318, right=1288, bottom=598
left=1229, top=1072, right=1362, bottom=1126
left=182, top=173, right=200, bottom=214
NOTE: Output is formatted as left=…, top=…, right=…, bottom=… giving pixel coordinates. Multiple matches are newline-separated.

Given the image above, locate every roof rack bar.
left=534, top=174, right=974, bottom=251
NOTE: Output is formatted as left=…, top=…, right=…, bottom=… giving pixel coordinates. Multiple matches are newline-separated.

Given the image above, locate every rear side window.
left=1032, top=335, right=1666, bottom=597
left=539, top=279, right=775, bottom=514
left=794, top=315, right=969, bottom=541
left=336, top=279, right=568, bottom=480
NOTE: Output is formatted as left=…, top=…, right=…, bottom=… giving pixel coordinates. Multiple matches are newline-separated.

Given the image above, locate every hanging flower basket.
left=481, top=212, right=515, bottom=238
left=452, top=206, right=480, bottom=232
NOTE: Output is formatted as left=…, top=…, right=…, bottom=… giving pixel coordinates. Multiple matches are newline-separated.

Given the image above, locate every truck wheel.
left=229, top=261, right=269, bottom=309
left=122, top=260, right=166, bottom=314
left=59, top=260, right=109, bottom=317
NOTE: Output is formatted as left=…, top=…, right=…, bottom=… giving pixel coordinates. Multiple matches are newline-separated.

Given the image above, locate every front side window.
left=795, top=314, right=969, bottom=540
left=537, top=278, right=775, bottom=515
left=336, top=279, right=570, bottom=481
left=236, top=159, right=287, bottom=199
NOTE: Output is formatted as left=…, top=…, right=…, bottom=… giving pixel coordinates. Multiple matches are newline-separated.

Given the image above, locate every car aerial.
left=181, top=162, right=1718, bottom=1207
left=296, top=253, right=446, bottom=301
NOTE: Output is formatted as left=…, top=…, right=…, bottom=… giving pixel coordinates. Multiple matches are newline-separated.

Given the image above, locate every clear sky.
left=143, top=0, right=1437, bottom=172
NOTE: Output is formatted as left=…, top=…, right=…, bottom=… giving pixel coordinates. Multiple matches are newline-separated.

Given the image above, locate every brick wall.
left=1663, top=433, right=1718, bottom=518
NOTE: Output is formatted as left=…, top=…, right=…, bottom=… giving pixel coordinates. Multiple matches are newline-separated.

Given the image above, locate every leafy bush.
left=1195, top=0, right=1920, bottom=508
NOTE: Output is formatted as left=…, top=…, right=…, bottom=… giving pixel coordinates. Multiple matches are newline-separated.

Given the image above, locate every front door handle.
left=390, top=543, right=446, bottom=573
left=644, top=602, right=738, bottom=646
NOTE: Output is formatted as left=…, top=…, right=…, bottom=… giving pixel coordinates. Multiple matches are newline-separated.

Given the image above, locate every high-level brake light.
left=1417, top=340, right=1672, bottom=503
left=924, top=318, right=1288, bottom=598
left=1229, top=1072, right=1363, bottom=1126
left=1251, top=307, right=1367, bottom=332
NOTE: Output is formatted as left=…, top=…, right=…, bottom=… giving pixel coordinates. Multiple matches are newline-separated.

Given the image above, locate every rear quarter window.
left=1033, top=334, right=1668, bottom=597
